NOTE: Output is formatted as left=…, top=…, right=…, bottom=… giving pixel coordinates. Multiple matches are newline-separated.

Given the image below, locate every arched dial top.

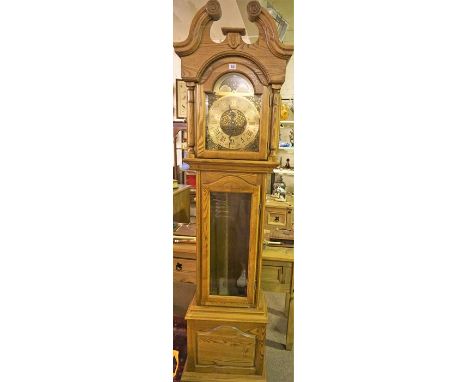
left=205, top=73, right=261, bottom=152
left=213, top=73, right=254, bottom=95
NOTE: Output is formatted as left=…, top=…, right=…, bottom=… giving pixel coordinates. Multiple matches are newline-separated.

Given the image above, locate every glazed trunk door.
left=201, top=174, right=260, bottom=307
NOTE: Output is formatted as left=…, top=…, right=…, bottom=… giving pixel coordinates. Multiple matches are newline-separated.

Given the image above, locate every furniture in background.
left=173, top=223, right=197, bottom=284
left=173, top=242, right=196, bottom=284
left=261, top=245, right=294, bottom=350
left=173, top=121, right=187, bottom=184
left=173, top=185, right=191, bottom=223
left=264, top=195, right=294, bottom=242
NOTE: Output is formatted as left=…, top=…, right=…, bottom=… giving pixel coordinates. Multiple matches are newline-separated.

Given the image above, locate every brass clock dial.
left=207, top=95, right=259, bottom=150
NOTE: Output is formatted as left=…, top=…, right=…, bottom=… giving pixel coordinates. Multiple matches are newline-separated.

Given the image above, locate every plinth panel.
left=197, top=325, right=256, bottom=367
left=188, top=319, right=266, bottom=375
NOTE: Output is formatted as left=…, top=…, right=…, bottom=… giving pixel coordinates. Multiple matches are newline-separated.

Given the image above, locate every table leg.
left=285, top=268, right=294, bottom=350
left=284, top=292, right=291, bottom=317
left=285, top=294, right=294, bottom=350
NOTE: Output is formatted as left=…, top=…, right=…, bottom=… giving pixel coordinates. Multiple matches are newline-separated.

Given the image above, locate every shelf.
left=280, top=120, right=294, bottom=124
left=279, top=146, right=294, bottom=151
left=273, top=168, right=294, bottom=176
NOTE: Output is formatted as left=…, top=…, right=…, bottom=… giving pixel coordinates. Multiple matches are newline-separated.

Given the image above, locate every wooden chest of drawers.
left=173, top=242, right=196, bottom=284
left=261, top=246, right=294, bottom=292
left=264, top=197, right=294, bottom=241
left=261, top=245, right=294, bottom=350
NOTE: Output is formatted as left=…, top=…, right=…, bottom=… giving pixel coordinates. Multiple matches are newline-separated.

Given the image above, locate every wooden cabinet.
left=264, top=197, right=294, bottom=241
left=173, top=242, right=197, bottom=284
left=262, top=245, right=294, bottom=350
left=262, top=261, right=292, bottom=291
left=266, top=207, right=288, bottom=228
left=173, top=185, right=191, bottom=223
left=173, top=224, right=197, bottom=284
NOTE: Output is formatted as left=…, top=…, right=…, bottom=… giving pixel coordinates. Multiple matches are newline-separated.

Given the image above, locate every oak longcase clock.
left=174, top=1, right=293, bottom=380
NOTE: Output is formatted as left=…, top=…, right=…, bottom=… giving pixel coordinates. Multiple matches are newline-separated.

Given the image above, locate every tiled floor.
left=173, top=283, right=294, bottom=381
left=264, top=291, right=294, bottom=382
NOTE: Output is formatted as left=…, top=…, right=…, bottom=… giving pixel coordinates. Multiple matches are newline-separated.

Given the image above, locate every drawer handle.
left=176, top=262, right=183, bottom=271
left=274, top=216, right=280, bottom=222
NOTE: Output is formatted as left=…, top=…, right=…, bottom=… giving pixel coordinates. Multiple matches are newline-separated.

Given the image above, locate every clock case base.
left=182, top=292, right=268, bottom=381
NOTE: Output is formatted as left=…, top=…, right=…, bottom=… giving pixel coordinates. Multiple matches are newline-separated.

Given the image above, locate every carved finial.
left=206, top=0, right=221, bottom=21
left=247, top=1, right=262, bottom=22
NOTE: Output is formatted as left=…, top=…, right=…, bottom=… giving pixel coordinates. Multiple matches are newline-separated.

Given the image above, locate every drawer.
left=261, top=262, right=292, bottom=292
left=268, top=227, right=294, bottom=241
left=265, top=208, right=288, bottom=229
left=287, top=208, right=293, bottom=228
left=173, top=242, right=196, bottom=260
left=173, top=257, right=196, bottom=284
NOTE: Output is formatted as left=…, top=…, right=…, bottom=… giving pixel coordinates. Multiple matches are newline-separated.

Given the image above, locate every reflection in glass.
left=210, top=192, right=251, bottom=296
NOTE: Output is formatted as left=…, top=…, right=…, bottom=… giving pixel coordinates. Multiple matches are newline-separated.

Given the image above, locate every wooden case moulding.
left=173, top=1, right=293, bottom=83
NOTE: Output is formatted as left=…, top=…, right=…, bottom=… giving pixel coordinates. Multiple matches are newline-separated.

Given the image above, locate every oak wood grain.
left=174, top=0, right=293, bottom=378
left=197, top=326, right=256, bottom=368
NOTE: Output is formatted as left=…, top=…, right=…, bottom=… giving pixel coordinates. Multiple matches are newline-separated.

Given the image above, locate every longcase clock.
left=174, top=1, right=293, bottom=380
